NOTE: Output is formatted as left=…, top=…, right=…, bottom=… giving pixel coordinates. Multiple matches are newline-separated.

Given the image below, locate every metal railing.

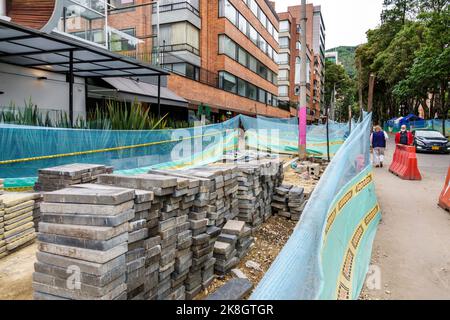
left=160, top=43, right=200, bottom=56
left=152, top=1, right=200, bottom=16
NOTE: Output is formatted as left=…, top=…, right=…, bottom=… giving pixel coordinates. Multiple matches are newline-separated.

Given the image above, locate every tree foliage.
left=356, top=1, right=449, bottom=124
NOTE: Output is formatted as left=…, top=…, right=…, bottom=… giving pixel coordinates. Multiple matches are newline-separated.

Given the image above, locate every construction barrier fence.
left=240, top=115, right=353, bottom=158
left=251, top=113, right=381, bottom=300
left=0, top=115, right=353, bottom=190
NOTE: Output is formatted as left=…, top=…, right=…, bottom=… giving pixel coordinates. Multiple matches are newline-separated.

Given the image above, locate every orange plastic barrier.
left=389, top=145, right=422, bottom=180
left=438, top=167, right=450, bottom=212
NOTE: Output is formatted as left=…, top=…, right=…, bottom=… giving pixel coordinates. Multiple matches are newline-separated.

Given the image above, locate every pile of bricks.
left=34, top=163, right=113, bottom=192
left=32, top=194, right=43, bottom=231
left=0, top=193, right=38, bottom=259
left=234, top=159, right=284, bottom=231
left=97, top=173, right=193, bottom=300
left=271, top=185, right=308, bottom=221
left=149, top=168, right=237, bottom=298
left=72, top=183, right=153, bottom=300
left=34, top=186, right=133, bottom=300
left=214, top=220, right=253, bottom=274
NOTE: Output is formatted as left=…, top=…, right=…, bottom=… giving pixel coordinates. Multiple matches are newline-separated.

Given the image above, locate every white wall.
left=0, top=62, right=86, bottom=120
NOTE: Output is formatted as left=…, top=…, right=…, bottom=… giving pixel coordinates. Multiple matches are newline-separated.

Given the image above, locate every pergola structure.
left=0, top=19, right=169, bottom=123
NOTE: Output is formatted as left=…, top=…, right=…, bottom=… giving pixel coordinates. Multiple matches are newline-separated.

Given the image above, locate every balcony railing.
left=160, top=43, right=200, bottom=56
left=152, top=1, right=200, bottom=16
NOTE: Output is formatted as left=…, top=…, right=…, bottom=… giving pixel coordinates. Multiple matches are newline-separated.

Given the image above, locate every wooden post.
left=368, top=73, right=376, bottom=113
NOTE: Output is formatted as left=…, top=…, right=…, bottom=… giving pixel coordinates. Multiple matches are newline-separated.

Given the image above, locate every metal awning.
left=0, top=19, right=168, bottom=78
left=98, top=77, right=188, bottom=108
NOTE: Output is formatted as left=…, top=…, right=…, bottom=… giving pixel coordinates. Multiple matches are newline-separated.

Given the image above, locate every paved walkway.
left=363, top=137, right=450, bottom=299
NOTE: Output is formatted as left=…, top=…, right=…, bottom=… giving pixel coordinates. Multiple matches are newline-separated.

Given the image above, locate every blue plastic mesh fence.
left=251, top=113, right=381, bottom=300
left=0, top=117, right=240, bottom=189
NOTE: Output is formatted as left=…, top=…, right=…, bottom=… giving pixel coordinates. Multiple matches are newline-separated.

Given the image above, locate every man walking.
left=395, top=125, right=414, bottom=146
left=371, top=125, right=389, bottom=168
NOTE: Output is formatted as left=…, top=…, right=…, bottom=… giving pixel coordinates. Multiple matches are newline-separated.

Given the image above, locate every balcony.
left=152, top=1, right=201, bottom=29
left=153, top=1, right=200, bottom=16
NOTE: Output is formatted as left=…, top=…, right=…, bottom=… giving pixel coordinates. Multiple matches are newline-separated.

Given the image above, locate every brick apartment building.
left=1, top=1, right=324, bottom=123
left=157, top=0, right=288, bottom=120
left=277, top=4, right=325, bottom=123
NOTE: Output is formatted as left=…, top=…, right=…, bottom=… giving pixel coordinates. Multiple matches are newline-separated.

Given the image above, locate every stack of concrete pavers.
left=31, top=193, right=43, bottom=231
left=0, top=179, right=4, bottom=194
left=34, top=163, right=113, bottom=192
left=148, top=169, right=218, bottom=299
left=234, top=159, right=284, bottom=230
left=70, top=183, right=153, bottom=299
left=271, top=184, right=292, bottom=218
left=97, top=173, right=190, bottom=300
left=272, top=184, right=308, bottom=221
left=214, top=220, right=253, bottom=274
left=0, top=192, right=38, bottom=258
left=33, top=186, right=134, bottom=300
left=0, top=197, right=4, bottom=259
left=288, top=187, right=306, bottom=221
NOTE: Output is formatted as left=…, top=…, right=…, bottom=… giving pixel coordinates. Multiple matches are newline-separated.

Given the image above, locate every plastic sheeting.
left=240, top=115, right=351, bottom=158
left=251, top=113, right=381, bottom=300
left=0, top=118, right=240, bottom=189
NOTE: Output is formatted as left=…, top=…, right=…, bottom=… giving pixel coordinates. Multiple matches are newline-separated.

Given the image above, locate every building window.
left=238, top=47, right=247, bottom=65
left=257, top=62, right=267, bottom=79
left=249, top=0, right=258, bottom=16
left=280, top=20, right=290, bottom=32
left=278, top=69, right=289, bottom=81
left=296, top=41, right=301, bottom=50
left=224, top=0, right=237, bottom=25
left=279, top=37, right=289, bottom=49
left=247, top=83, right=257, bottom=100
left=258, top=88, right=266, bottom=103
left=278, top=53, right=290, bottom=65
left=267, top=92, right=273, bottom=105
left=248, top=55, right=257, bottom=73
left=249, top=25, right=258, bottom=45
left=168, top=63, right=199, bottom=81
left=159, top=22, right=200, bottom=55
left=238, top=13, right=247, bottom=35
left=219, top=35, right=236, bottom=59
left=258, top=36, right=267, bottom=53
left=258, top=9, right=267, bottom=28
left=219, top=71, right=237, bottom=93
left=237, top=78, right=247, bottom=97
left=279, top=85, right=289, bottom=97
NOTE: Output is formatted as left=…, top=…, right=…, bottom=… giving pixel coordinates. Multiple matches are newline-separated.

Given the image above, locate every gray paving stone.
left=43, top=187, right=135, bottom=205
left=37, top=232, right=128, bottom=251
left=205, top=278, right=253, bottom=300
left=36, top=252, right=126, bottom=276
left=41, top=209, right=134, bottom=227
left=38, top=222, right=128, bottom=241
left=40, top=201, right=134, bottom=216
left=38, top=242, right=127, bottom=264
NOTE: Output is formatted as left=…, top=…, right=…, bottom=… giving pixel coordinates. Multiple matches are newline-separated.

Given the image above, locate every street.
left=363, top=136, right=450, bottom=299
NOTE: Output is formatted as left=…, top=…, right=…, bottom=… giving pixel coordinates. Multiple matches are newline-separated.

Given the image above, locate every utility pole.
left=298, top=0, right=307, bottom=160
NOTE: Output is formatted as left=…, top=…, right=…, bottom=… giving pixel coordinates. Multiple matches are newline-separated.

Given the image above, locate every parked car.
left=413, top=130, right=450, bottom=154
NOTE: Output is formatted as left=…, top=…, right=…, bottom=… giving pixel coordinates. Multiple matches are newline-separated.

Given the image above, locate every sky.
left=274, top=0, right=384, bottom=50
